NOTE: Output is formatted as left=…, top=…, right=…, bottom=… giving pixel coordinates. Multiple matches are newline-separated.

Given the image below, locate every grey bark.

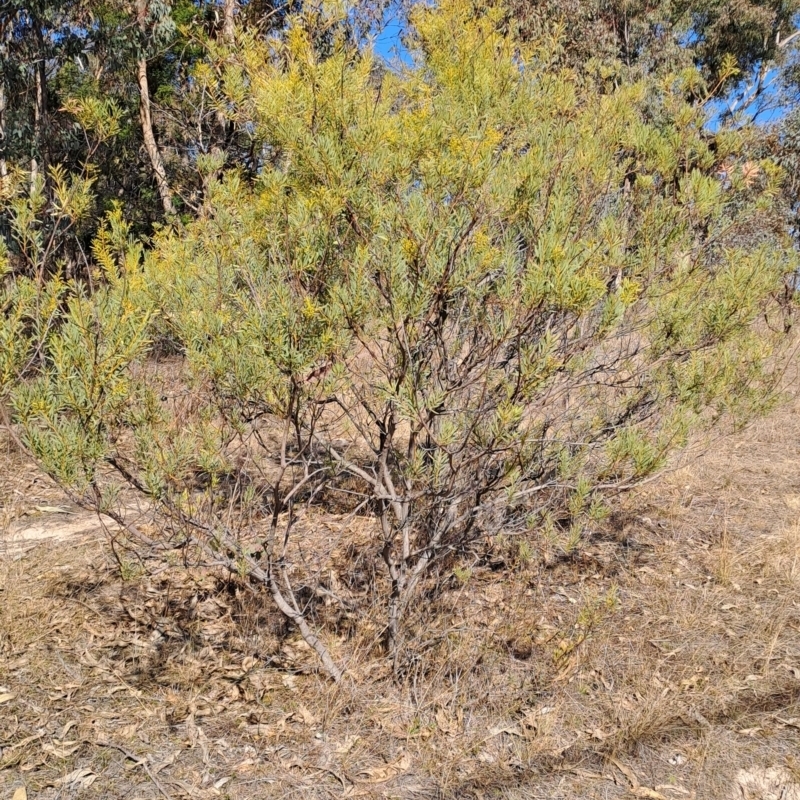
left=136, top=0, right=174, bottom=216
left=137, top=58, right=174, bottom=216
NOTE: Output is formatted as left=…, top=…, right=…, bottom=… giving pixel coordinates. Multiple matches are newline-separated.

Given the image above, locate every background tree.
left=507, top=0, right=800, bottom=104
left=682, top=0, right=800, bottom=120
left=0, top=0, right=298, bottom=255
left=504, top=0, right=688, bottom=77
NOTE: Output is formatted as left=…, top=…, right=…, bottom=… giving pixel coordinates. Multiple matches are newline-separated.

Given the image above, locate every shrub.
left=6, top=0, right=797, bottom=679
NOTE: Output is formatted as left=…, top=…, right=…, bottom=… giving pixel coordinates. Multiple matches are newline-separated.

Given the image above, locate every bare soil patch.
left=2, top=395, right=800, bottom=799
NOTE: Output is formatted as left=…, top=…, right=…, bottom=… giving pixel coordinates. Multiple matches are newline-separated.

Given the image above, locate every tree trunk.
left=137, top=57, right=174, bottom=216
left=0, top=15, right=10, bottom=185
left=31, top=26, right=47, bottom=189
left=0, top=79, right=8, bottom=184
left=222, top=0, right=236, bottom=44
left=386, top=574, right=403, bottom=663
left=135, top=0, right=174, bottom=216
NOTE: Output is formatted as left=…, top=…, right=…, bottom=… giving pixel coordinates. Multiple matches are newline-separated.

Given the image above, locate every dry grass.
left=3, top=390, right=800, bottom=799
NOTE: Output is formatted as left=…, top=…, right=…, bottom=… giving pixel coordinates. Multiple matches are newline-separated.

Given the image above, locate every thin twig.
left=94, top=740, right=173, bottom=800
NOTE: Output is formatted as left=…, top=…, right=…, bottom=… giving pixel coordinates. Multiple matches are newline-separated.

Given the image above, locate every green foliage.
left=4, top=0, right=797, bottom=671
left=13, top=281, right=150, bottom=489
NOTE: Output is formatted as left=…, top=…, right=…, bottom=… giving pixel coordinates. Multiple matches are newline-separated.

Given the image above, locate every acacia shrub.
left=8, top=0, right=797, bottom=677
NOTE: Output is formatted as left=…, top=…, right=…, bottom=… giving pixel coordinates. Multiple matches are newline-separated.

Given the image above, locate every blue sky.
left=371, top=7, right=412, bottom=67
